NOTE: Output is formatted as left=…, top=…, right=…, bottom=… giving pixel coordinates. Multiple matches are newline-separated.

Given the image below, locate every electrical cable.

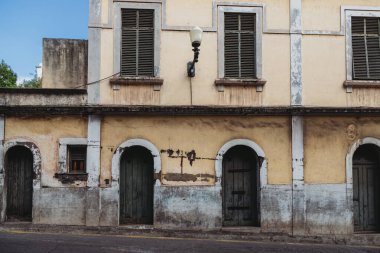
left=189, top=77, right=193, bottom=105
left=73, top=72, right=120, bottom=89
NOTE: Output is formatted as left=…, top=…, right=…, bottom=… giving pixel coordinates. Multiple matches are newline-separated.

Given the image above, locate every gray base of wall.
left=305, top=184, right=352, bottom=235
left=33, top=188, right=87, bottom=225
left=154, top=186, right=222, bottom=229
left=0, top=184, right=355, bottom=235
left=261, top=185, right=292, bottom=234
left=99, top=187, right=118, bottom=226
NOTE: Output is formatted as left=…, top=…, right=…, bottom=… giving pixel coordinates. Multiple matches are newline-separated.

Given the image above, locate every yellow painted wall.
left=302, top=34, right=380, bottom=107
left=100, top=116, right=292, bottom=186
left=302, top=35, right=346, bottom=107
left=164, top=0, right=290, bottom=30
left=165, top=0, right=214, bottom=28
left=302, top=0, right=380, bottom=107
left=302, top=0, right=380, bottom=32
left=5, top=117, right=88, bottom=187
left=304, top=117, right=380, bottom=184
left=94, top=0, right=380, bottom=107
left=98, top=0, right=291, bottom=106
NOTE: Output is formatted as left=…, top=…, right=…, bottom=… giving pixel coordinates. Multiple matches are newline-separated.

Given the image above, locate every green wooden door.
left=222, top=146, right=259, bottom=227
left=120, top=146, right=154, bottom=225
left=6, top=146, right=33, bottom=221
left=353, top=144, right=380, bottom=232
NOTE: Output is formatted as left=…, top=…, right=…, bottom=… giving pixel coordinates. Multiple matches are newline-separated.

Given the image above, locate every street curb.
left=0, top=223, right=379, bottom=247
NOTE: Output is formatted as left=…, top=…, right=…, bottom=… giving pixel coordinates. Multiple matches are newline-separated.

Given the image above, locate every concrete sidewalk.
left=0, top=223, right=380, bottom=248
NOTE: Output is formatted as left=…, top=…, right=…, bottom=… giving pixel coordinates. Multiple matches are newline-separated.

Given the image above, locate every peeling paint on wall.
left=112, top=85, right=161, bottom=105
left=161, top=149, right=216, bottom=172
left=346, top=88, right=380, bottom=107
left=218, top=87, right=263, bottom=106
left=163, top=173, right=215, bottom=182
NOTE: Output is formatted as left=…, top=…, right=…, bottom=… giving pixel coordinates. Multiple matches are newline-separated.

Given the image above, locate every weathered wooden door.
left=223, top=146, right=259, bottom=226
left=120, top=146, right=154, bottom=225
left=353, top=144, right=380, bottom=232
left=6, top=146, right=34, bottom=221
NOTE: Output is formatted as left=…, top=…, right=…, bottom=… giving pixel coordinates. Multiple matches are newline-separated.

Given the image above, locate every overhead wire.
left=73, top=72, right=120, bottom=89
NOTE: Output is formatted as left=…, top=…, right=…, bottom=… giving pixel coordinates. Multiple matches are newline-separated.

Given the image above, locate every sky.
left=0, top=0, right=89, bottom=82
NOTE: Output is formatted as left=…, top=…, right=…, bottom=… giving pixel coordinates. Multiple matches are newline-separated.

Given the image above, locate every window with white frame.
left=218, top=6, right=262, bottom=80
left=114, top=3, right=161, bottom=78
left=346, top=10, right=380, bottom=84
left=351, top=16, right=380, bottom=80
left=57, top=138, right=87, bottom=175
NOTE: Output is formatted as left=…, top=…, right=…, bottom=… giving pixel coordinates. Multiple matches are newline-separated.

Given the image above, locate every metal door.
left=6, top=146, right=33, bottom=221
left=353, top=145, right=380, bottom=232
left=120, top=146, right=154, bottom=225
left=223, top=146, right=259, bottom=226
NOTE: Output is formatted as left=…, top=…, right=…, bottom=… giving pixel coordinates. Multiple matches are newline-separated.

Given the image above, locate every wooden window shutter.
left=352, top=17, right=380, bottom=80
left=121, top=9, right=155, bottom=76
left=224, top=13, right=256, bottom=79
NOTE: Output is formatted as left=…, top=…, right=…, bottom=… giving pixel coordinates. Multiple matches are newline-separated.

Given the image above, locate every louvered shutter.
left=121, top=9, right=154, bottom=76
left=224, top=13, right=256, bottom=79
left=352, top=17, right=380, bottom=80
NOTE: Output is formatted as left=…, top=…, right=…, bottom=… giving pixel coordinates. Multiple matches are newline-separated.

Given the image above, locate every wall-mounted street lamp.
left=187, top=26, right=203, bottom=77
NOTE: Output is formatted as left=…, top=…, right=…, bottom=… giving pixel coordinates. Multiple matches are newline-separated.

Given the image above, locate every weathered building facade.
left=1, top=0, right=380, bottom=236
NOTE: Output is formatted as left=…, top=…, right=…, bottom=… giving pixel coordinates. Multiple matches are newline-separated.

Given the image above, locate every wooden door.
left=120, top=146, right=154, bottom=225
left=353, top=145, right=380, bottom=232
left=6, top=146, right=34, bottom=221
left=223, top=146, right=259, bottom=227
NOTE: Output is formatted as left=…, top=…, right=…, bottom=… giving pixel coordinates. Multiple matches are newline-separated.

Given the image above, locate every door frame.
left=111, top=139, right=161, bottom=226
left=346, top=137, right=380, bottom=233
left=1, top=138, right=42, bottom=223
left=215, top=139, right=267, bottom=227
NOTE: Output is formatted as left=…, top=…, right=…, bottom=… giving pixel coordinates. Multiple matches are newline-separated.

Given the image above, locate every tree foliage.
left=20, top=77, right=42, bottom=88
left=0, top=60, right=17, bottom=88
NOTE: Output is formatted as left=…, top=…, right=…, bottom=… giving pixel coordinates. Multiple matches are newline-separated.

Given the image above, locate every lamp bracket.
left=187, top=62, right=195, bottom=77
left=187, top=46, right=200, bottom=78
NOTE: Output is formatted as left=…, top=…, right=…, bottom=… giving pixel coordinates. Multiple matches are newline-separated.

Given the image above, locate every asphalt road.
left=0, top=231, right=379, bottom=253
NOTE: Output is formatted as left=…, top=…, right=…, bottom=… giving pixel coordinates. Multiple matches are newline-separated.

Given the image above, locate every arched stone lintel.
left=111, top=138, right=161, bottom=189
left=4, top=138, right=42, bottom=189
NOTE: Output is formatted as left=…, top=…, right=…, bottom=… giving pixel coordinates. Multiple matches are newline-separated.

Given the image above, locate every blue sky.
left=0, top=0, right=89, bottom=82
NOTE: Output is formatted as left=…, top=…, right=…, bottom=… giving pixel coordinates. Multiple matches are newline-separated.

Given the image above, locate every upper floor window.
left=121, top=9, right=155, bottom=77
left=113, top=3, right=161, bottom=79
left=351, top=17, right=380, bottom=80
left=224, top=12, right=256, bottom=79
left=218, top=6, right=262, bottom=81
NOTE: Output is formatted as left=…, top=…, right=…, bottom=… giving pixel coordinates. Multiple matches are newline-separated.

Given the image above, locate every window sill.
left=344, top=80, right=380, bottom=93
left=215, top=79, right=267, bottom=92
left=110, top=77, right=164, bottom=91
left=54, top=173, right=88, bottom=184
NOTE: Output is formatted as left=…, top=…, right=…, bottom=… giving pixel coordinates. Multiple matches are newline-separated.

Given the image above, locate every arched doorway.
left=119, top=146, right=154, bottom=225
left=222, top=145, right=260, bottom=227
left=353, top=144, right=380, bottom=232
left=5, top=146, right=34, bottom=221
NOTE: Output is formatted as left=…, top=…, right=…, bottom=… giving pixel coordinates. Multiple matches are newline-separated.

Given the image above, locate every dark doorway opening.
left=222, top=145, right=260, bottom=227
left=353, top=144, right=380, bottom=232
left=5, top=146, right=34, bottom=222
left=120, top=146, right=154, bottom=225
